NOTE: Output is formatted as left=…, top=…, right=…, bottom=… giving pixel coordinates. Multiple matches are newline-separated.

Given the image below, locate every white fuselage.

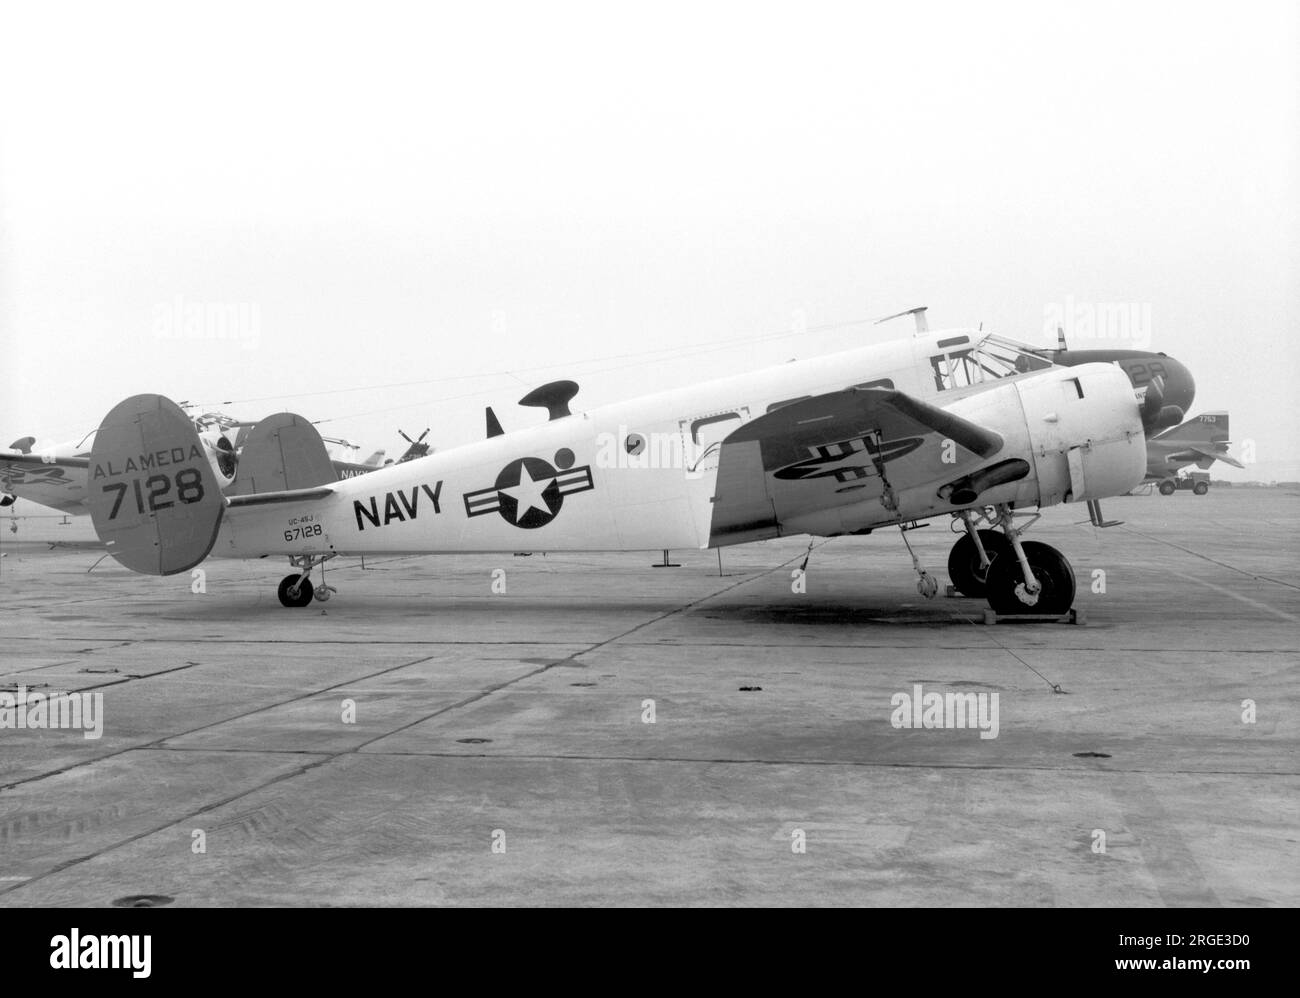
left=211, top=330, right=1146, bottom=559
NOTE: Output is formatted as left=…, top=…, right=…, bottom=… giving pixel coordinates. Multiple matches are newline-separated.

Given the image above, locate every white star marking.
left=500, top=463, right=554, bottom=521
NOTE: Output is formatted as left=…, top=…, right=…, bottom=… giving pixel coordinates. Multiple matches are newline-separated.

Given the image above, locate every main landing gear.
left=278, top=553, right=337, bottom=608
left=946, top=511, right=1012, bottom=599
left=946, top=506, right=1076, bottom=615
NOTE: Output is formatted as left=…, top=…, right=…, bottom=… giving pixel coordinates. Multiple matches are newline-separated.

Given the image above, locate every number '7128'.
left=101, top=468, right=205, bottom=519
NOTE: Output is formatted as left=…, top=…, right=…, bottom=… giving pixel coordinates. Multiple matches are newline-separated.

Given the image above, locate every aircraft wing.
left=709, top=388, right=1006, bottom=543
left=0, top=449, right=92, bottom=513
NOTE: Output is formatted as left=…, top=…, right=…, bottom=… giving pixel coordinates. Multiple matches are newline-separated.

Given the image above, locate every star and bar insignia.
left=463, top=453, right=594, bottom=529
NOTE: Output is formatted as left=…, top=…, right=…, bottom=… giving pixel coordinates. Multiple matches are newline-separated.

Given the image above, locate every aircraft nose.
left=1156, top=354, right=1196, bottom=414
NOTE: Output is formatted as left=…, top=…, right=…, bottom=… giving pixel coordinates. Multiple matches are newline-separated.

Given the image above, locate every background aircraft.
left=1143, top=411, right=1243, bottom=492
left=1036, top=323, right=1197, bottom=420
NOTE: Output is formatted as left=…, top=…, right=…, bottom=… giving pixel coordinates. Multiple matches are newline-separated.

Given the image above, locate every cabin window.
left=930, top=349, right=981, bottom=390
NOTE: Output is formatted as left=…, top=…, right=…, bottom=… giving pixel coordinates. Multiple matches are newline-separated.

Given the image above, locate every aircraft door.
left=679, top=407, right=750, bottom=479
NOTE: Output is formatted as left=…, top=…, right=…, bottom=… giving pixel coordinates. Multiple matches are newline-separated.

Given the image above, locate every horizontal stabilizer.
left=226, top=486, right=334, bottom=508
left=1181, top=447, right=1244, bottom=470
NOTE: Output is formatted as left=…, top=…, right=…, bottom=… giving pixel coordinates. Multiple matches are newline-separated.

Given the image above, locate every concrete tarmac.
left=1, top=489, right=1296, bottom=906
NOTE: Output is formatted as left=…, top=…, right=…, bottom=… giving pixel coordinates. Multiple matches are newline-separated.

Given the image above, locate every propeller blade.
left=1139, top=376, right=1166, bottom=432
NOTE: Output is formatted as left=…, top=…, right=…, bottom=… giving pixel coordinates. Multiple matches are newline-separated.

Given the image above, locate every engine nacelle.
left=1014, top=362, right=1147, bottom=505
left=943, top=362, right=1146, bottom=512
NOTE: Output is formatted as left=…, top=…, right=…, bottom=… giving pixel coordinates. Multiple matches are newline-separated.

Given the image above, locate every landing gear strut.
left=980, top=504, right=1076, bottom=615
left=277, top=553, right=337, bottom=608
left=947, top=510, right=1011, bottom=598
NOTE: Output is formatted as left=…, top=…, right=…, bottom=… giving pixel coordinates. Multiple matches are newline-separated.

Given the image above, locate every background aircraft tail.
left=1154, top=411, right=1244, bottom=469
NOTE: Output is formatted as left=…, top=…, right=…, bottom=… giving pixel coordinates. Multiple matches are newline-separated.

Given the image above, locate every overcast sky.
left=2, top=0, right=1296, bottom=479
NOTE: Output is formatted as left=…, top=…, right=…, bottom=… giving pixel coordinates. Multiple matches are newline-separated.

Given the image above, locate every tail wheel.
left=1158, top=480, right=1176, bottom=495
left=947, top=529, right=1012, bottom=597
left=278, top=574, right=315, bottom=608
left=985, top=541, right=1076, bottom=616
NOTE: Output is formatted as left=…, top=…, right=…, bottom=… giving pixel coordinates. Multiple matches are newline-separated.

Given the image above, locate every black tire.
left=1193, top=482, right=1208, bottom=496
left=985, top=540, right=1076, bottom=616
left=1158, top=480, right=1176, bottom=496
left=947, top=529, right=1012, bottom=598
left=278, top=574, right=314, bottom=608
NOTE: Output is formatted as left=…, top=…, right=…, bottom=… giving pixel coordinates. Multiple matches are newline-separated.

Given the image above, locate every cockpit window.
left=929, top=334, right=1054, bottom=391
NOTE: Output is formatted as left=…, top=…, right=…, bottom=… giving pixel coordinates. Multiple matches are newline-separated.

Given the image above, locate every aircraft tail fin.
left=227, top=413, right=338, bottom=495
left=87, top=394, right=226, bottom=576
left=1155, top=411, right=1230, bottom=445
left=362, top=449, right=386, bottom=466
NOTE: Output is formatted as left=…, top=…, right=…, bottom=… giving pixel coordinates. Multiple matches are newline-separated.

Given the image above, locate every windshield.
left=929, top=333, right=1055, bottom=391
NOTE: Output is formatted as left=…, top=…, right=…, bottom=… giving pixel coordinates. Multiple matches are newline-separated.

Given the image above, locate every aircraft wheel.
left=278, top=574, right=314, bottom=608
left=1158, top=480, right=1176, bottom=496
left=947, top=529, right=1011, bottom=598
left=1193, top=482, right=1209, bottom=496
left=986, top=541, right=1076, bottom=616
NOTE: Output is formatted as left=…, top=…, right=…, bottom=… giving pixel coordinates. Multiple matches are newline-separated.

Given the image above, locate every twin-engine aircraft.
left=80, top=327, right=1180, bottom=616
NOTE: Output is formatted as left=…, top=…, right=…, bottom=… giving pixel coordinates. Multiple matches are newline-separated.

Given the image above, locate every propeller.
left=397, top=428, right=432, bottom=462
left=1138, top=376, right=1184, bottom=434
left=214, top=436, right=237, bottom=478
